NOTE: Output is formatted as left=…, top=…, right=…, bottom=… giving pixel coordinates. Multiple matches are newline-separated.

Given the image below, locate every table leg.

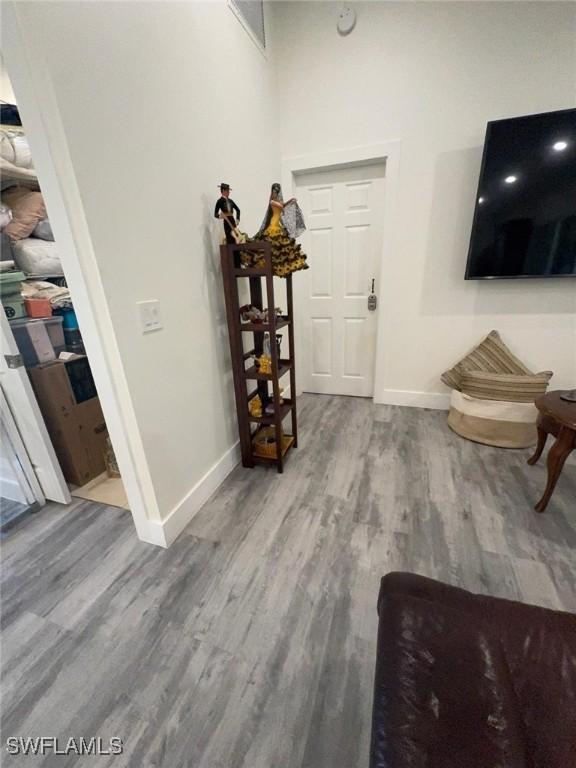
left=534, top=426, right=574, bottom=513
left=527, top=426, right=548, bottom=466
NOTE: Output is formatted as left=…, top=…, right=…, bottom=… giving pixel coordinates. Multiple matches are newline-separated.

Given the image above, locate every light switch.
left=137, top=299, right=163, bottom=333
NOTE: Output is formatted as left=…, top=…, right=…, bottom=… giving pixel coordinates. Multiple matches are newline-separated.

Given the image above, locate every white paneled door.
left=296, top=163, right=386, bottom=397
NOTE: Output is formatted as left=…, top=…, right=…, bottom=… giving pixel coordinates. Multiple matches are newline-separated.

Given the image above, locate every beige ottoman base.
left=448, top=391, right=537, bottom=449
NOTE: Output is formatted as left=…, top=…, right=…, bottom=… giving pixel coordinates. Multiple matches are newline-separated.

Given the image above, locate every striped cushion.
left=441, top=330, right=533, bottom=391
left=460, top=370, right=553, bottom=403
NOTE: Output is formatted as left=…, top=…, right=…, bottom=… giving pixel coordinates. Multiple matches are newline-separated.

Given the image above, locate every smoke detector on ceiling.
left=337, top=6, right=357, bottom=36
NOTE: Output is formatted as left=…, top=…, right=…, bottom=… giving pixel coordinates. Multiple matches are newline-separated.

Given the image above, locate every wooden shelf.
left=248, top=398, right=294, bottom=424
left=220, top=241, right=298, bottom=473
left=252, top=434, right=295, bottom=463
left=234, top=267, right=267, bottom=277
left=243, top=360, right=291, bottom=381
left=239, top=318, right=290, bottom=332
left=232, top=242, right=270, bottom=252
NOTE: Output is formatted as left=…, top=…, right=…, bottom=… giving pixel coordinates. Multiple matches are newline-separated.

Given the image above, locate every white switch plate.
left=137, top=299, right=163, bottom=333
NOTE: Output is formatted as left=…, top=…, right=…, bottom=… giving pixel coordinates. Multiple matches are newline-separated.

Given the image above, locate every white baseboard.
left=146, top=440, right=241, bottom=548
left=375, top=389, right=451, bottom=410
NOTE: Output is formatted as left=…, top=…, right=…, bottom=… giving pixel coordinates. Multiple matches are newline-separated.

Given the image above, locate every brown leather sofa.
left=370, top=572, right=576, bottom=767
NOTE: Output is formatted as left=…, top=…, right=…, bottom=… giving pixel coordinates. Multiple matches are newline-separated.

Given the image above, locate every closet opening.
left=1, top=58, right=129, bottom=534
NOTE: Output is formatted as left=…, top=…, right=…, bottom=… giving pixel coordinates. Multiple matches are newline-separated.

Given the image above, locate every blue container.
left=56, top=306, right=79, bottom=331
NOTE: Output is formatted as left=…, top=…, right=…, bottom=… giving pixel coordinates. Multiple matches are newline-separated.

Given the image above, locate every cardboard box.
left=28, top=357, right=108, bottom=487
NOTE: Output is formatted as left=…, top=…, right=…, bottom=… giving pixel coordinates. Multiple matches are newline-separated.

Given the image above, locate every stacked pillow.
left=1, top=187, right=46, bottom=242
left=442, top=330, right=552, bottom=402
left=459, top=370, right=552, bottom=403
left=0, top=129, right=38, bottom=188
left=1, top=187, right=61, bottom=276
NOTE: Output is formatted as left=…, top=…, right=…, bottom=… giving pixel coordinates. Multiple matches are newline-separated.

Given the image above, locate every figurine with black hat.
left=214, top=183, right=242, bottom=245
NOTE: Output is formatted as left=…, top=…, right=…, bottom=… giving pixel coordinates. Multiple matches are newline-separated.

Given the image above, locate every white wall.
left=5, top=1, right=280, bottom=540
left=272, top=1, right=576, bottom=403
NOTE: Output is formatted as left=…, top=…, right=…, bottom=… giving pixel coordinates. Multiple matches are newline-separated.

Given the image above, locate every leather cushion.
left=370, top=573, right=576, bottom=768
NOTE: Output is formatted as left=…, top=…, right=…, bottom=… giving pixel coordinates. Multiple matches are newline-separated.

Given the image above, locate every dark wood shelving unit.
left=239, top=317, right=291, bottom=333
left=220, top=241, right=298, bottom=473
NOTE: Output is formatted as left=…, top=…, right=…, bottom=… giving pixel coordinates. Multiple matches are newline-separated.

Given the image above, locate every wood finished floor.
left=0, top=498, right=38, bottom=536
left=1, top=394, right=575, bottom=768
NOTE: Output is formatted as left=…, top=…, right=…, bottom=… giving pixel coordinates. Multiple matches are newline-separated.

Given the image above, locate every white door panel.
left=310, top=229, right=333, bottom=296
left=1, top=388, right=44, bottom=505
left=311, top=318, right=333, bottom=376
left=297, top=163, right=386, bottom=397
left=0, top=310, right=70, bottom=504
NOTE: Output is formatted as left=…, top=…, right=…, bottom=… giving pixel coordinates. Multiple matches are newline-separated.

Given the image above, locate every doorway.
left=0, top=59, right=130, bottom=531
left=295, top=162, right=386, bottom=397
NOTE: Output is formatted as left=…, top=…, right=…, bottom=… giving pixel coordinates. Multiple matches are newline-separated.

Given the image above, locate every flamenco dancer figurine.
left=245, top=183, right=308, bottom=277
left=214, top=183, right=244, bottom=244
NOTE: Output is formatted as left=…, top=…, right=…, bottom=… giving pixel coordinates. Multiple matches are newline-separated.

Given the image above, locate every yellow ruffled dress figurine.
left=244, top=183, right=309, bottom=277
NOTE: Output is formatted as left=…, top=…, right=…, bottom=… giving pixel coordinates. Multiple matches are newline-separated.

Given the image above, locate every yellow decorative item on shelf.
left=257, top=355, right=272, bottom=374
left=252, top=426, right=294, bottom=459
left=249, top=395, right=262, bottom=418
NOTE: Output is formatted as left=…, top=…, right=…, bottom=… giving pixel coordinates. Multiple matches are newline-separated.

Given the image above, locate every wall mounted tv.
left=465, top=108, right=576, bottom=279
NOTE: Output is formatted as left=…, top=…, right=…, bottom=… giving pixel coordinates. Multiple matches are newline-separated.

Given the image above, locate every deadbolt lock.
left=368, top=278, right=377, bottom=311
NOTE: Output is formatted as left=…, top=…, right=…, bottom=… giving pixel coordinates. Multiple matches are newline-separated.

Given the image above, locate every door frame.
left=281, top=141, right=401, bottom=402
left=3, top=4, right=163, bottom=545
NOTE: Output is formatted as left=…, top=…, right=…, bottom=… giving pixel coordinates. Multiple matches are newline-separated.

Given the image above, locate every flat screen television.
left=465, top=108, right=576, bottom=279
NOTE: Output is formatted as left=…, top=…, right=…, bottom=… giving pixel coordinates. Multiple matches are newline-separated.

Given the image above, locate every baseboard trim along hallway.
left=375, top=389, right=451, bottom=410
left=147, top=440, right=241, bottom=547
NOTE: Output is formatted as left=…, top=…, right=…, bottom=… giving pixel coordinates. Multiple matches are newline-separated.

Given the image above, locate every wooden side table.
left=527, top=390, right=576, bottom=512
